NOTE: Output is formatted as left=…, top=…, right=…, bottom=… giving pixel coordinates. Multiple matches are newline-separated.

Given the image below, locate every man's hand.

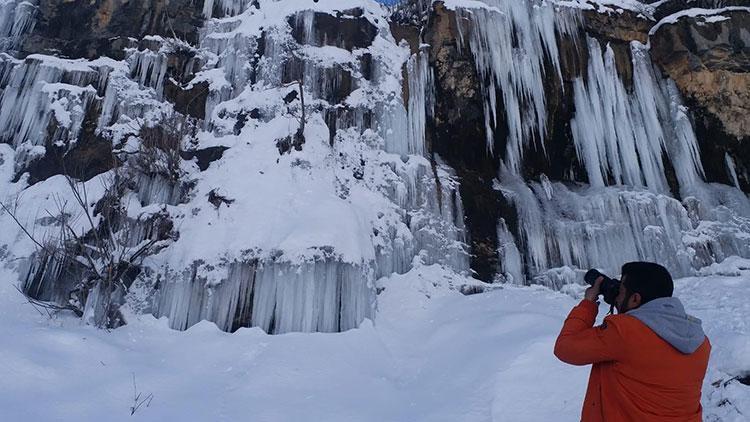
left=584, top=277, right=604, bottom=303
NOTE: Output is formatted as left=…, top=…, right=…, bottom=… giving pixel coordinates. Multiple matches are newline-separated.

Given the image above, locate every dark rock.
left=289, top=10, right=378, bottom=51
left=276, top=130, right=305, bottom=155
left=208, top=189, right=235, bottom=209
left=180, top=146, right=229, bottom=172
left=283, top=90, right=299, bottom=104
left=426, top=2, right=502, bottom=282
left=21, top=0, right=204, bottom=59
left=23, top=100, right=116, bottom=185
left=390, top=21, right=420, bottom=54
left=690, top=100, right=750, bottom=192
left=359, top=52, right=373, bottom=81
left=282, top=57, right=354, bottom=105
left=234, top=111, right=249, bottom=135
left=650, top=0, right=750, bottom=21
left=582, top=7, right=653, bottom=45
left=165, top=80, right=209, bottom=120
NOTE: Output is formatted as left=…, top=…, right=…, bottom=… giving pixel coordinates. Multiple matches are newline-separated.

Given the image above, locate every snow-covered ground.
left=1, top=260, right=748, bottom=421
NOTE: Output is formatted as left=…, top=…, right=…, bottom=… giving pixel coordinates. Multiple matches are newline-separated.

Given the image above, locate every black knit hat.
left=621, top=261, right=674, bottom=304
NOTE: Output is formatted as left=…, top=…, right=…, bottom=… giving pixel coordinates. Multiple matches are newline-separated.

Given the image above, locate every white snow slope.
left=1, top=259, right=748, bottom=421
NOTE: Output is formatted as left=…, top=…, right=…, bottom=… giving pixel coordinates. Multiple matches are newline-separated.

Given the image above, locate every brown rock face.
left=651, top=10, right=750, bottom=139
left=650, top=10, right=750, bottom=190
left=582, top=7, right=654, bottom=88
left=21, top=0, right=204, bottom=60
left=583, top=7, right=652, bottom=45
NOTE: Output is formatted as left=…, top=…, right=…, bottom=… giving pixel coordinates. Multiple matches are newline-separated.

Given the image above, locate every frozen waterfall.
left=152, top=260, right=374, bottom=334
left=571, top=39, right=705, bottom=195
left=441, top=0, right=750, bottom=285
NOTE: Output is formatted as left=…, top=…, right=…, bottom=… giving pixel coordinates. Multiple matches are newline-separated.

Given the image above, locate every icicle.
left=128, top=47, right=168, bottom=99
left=295, top=10, right=316, bottom=46
left=373, top=156, right=469, bottom=278
left=453, top=0, right=580, bottom=171
left=571, top=38, right=669, bottom=193
left=202, top=0, right=250, bottom=18
left=0, top=56, right=100, bottom=167
left=136, top=174, right=181, bottom=206
left=96, top=59, right=172, bottom=140
left=499, top=167, right=700, bottom=286
left=571, top=40, right=708, bottom=196
left=643, top=47, right=706, bottom=195
left=201, top=18, right=259, bottom=97
left=20, top=250, right=82, bottom=306
left=0, top=0, right=37, bottom=53
left=405, top=50, right=434, bottom=157
left=201, top=0, right=215, bottom=18
left=153, top=260, right=375, bottom=334
left=497, top=218, right=523, bottom=283
left=725, top=153, right=741, bottom=189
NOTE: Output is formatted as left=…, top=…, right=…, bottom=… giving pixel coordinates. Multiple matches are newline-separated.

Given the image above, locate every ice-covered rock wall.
left=1, top=0, right=749, bottom=333
left=0, top=0, right=469, bottom=333
left=427, top=0, right=750, bottom=284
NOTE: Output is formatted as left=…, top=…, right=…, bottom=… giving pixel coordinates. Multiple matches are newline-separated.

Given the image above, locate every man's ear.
left=630, top=292, right=642, bottom=308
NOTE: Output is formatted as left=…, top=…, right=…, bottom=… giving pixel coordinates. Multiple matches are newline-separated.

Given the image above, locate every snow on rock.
left=0, top=0, right=749, bottom=339
left=0, top=0, right=469, bottom=334
left=648, top=5, right=750, bottom=36
left=0, top=55, right=109, bottom=172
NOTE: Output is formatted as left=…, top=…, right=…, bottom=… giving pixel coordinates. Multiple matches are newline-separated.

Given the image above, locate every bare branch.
left=0, top=201, right=55, bottom=255
left=14, top=284, right=82, bottom=317
left=130, top=373, right=154, bottom=416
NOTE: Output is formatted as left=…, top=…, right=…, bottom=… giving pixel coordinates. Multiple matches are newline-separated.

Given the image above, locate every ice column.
left=0, top=0, right=37, bottom=53
left=571, top=40, right=706, bottom=196
left=128, top=46, right=170, bottom=99
left=154, top=260, right=375, bottom=334
left=501, top=170, right=696, bottom=285
left=725, top=153, right=741, bottom=189
left=0, top=57, right=100, bottom=171
left=571, top=38, right=669, bottom=192
left=200, top=17, right=257, bottom=97
left=405, top=51, right=434, bottom=157
left=202, top=0, right=251, bottom=18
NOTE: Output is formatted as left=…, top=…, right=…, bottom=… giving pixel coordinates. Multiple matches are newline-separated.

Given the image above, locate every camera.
left=584, top=269, right=620, bottom=306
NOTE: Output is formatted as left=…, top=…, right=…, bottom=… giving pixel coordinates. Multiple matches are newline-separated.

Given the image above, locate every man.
left=554, top=262, right=711, bottom=421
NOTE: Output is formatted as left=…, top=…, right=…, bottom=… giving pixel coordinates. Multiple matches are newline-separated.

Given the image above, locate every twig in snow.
left=130, top=373, right=154, bottom=416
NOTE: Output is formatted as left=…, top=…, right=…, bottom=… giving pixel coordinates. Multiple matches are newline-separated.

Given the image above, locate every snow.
left=1, top=261, right=748, bottom=421
left=554, top=0, right=655, bottom=17
left=649, top=6, right=750, bottom=37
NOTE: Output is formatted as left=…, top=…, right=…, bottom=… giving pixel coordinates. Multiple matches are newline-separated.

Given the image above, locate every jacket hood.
left=627, top=297, right=706, bottom=354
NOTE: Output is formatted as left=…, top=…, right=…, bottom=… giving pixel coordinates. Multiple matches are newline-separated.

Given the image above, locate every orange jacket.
left=554, top=300, right=710, bottom=422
